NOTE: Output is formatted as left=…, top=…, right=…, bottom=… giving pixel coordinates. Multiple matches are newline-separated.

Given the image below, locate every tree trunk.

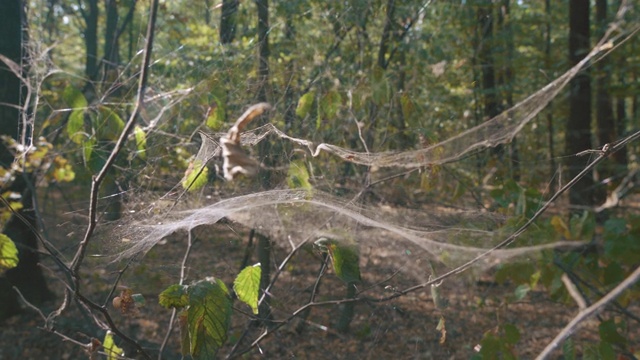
left=566, top=0, right=594, bottom=208
left=0, top=0, right=53, bottom=321
left=220, top=0, right=239, bottom=44
left=594, top=0, right=616, bottom=199
left=84, top=0, right=99, bottom=81
left=256, top=0, right=269, bottom=103
left=497, top=0, right=518, bottom=180
left=545, top=0, right=556, bottom=192
left=103, top=0, right=120, bottom=77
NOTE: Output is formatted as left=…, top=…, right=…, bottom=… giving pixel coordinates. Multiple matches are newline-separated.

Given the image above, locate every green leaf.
left=62, top=85, right=88, bottom=144
left=0, top=233, right=19, bottom=271
left=513, top=284, right=530, bottom=301
left=325, top=238, right=361, bottom=284
left=62, top=84, right=88, bottom=108
left=599, top=341, right=616, bottom=360
left=287, top=160, right=312, bottom=191
left=599, top=319, right=627, bottom=346
left=96, top=106, right=124, bottom=141
left=234, top=263, right=262, bottom=315
left=103, top=331, right=124, bottom=360
left=131, top=293, right=146, bottom=308
left=205, top=98, right=225, bottom=130
left=134, top=126, right=147, bottom=160
left=182, top=160, right=208, bottom=191
left=318, top=90, right=341, bottom=129
left=159, top=284, right=189, bottom=308
left=186, top=279, right=232, bottom=359
left=66, top=109, right=86, bottom=144
left=503, top=323, right=520, bottom=344
left=479, top=332, right=500, bottom=359
left=179, top=311, right=191, bottom=356
left=296, top=90, right=316, bottom=118
left=399, top=92, right=415, bottom=124
left=82, top=137, right=95, bottom=166
left=562, top=337, right=576, bottom=360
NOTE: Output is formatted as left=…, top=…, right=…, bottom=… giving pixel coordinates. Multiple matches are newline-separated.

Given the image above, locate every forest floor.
left=2, top=192, right=640, bottom=360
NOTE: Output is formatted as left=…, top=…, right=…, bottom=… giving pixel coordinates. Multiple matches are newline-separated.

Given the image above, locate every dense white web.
left=100, top=2, right=637, bottom=280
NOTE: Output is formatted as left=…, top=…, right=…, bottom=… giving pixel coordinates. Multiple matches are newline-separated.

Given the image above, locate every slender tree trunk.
left=477, top=1, right=499, bottom=119
left=85, top=0, right=99, bottom=81
left=594, top=0, right=616, bottom=200
left=378, top=0, right=395, bottom=70
left=256, top=0, right=269, bottom=103
left=254, top=0, right=273, bottom=325
left=283, top=18, right=297, bottom=132
left=0, top=0, right=53, bottom=321
left=497, top=0, right=518, bottom=180
left=545, top=0, right=556, bottom=192
left=103, top=0, right=124, bottom=221
left=220, top=0, right=239, bottom=44
left=104, top=0, right=120, bottom=76
left=566, top=0, right=594, bottom=208
left=476, top=0, right=502, bottom=164
left=615, top=63, right=628, bottom=167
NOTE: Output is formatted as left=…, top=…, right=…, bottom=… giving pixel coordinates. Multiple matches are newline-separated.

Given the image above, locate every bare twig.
left=561, top=273, right=587, bottom=310
left=536, top=265, right=640, bottom=359
left=70, top=0, right=160, bottom=280
left=158, top=228, right=195, bottom=359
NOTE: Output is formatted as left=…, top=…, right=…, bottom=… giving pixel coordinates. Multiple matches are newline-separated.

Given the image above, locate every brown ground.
left=2, top=194, right=639, bottom=360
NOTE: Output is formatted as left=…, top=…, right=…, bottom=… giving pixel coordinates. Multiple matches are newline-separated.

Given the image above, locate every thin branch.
left=561, top=273, right=587, bottom=310
left=159, top=228, right=195, bottom=359
left=373, top=130, right=640, bottom=303
left=536, top=264, right=640, bottom=360
left=70, top=0, right=160, bottom=283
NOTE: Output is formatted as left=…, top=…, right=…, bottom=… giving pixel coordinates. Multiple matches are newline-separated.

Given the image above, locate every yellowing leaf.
left=103, top=331, right=124, bottom=360
left=134, top=126, right=147, bottom=160
left=52, top=156, right=75, bottom=182
left=287, top=160, right=312, bottom=191
left=66, top=109, right=86, bottom=144
left=551, top=216, right=571, bottom=239
left=186, top=279, right=232, bottom=359
left=96, top=106, right=125, bottom=141
left=233, top=263, right=261, bottom=314
left=62, top=84, right=88, bottom=109
left=296, top=90, right=316, bottom=118
left=82, top=137, right=95, bottom=166
left=182, top=160, right=208, bottom=191
left=159, top=284, right=189, bottom=308
left=205, top=99, right=225, bottom=130
left=62, top=85, right=89, bottom=144
left=0, top=233, right=18, bottom=271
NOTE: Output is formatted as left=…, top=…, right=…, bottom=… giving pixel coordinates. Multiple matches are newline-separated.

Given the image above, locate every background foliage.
left=0, top=0, right=639, bottom=359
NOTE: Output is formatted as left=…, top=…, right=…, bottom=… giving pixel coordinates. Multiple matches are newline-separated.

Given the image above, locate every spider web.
left=99, top=3, right=638, bottom=279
